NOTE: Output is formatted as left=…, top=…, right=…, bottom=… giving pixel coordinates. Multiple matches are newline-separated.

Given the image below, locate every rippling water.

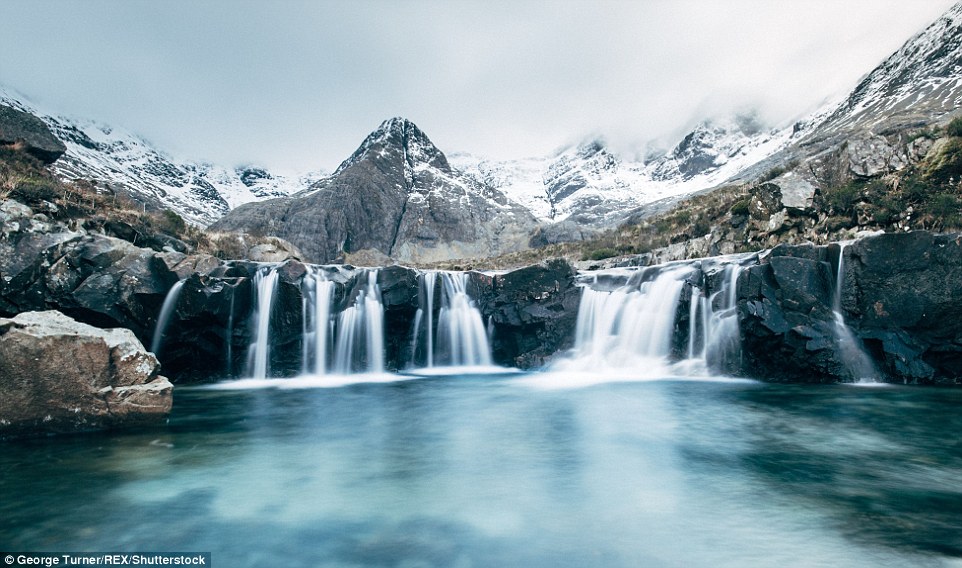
left=3, top=373, right=962, bottom=567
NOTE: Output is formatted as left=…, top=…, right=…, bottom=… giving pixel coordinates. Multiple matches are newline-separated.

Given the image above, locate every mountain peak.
left=336, top=117, right=450, bottom=174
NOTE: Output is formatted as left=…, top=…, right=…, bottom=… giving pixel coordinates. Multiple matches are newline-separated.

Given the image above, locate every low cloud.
left=1, top=0, right=956, bottom=172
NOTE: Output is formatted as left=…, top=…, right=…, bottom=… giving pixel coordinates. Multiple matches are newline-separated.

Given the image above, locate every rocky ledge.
left=3, top=188, right=961, bottom=387
left=0, top=310, right=173, bottom=440
left=738, top=232, right=962, bottom=384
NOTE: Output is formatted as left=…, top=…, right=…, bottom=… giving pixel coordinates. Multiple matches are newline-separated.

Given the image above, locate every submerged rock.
left=0, top=310, right=173, bottom=439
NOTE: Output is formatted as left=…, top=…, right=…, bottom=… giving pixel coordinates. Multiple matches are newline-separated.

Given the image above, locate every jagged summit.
left=335, top=117, right=449, bottom=175
left=213, top=118, right=537, bottom=263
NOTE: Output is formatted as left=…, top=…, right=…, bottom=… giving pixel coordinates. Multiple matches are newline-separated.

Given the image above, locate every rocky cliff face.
left=4, top=195, right=961, bottom=385
left=737, top=234, right=962, bottom=385
left=212, top=118, right=539, bottom=264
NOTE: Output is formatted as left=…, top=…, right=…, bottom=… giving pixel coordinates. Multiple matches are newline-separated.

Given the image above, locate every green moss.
left=923, top=137, right=962, bottom=183
left=155, top=208, right=187, bottom=236
left=582, top=247, right=620, bottom=261
left=822, top=182, right=861, bottom=216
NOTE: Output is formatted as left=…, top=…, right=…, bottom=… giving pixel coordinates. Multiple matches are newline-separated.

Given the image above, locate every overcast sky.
left=1, top=1, right=957, bottom=173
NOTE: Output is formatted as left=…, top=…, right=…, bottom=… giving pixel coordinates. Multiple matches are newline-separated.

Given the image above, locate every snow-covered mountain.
left=0, top=86, right=324, bottom=225
left=811, top=2, right=962, bottom=144
left=450, top=112, right=799, bottom=232
left=213, top=117, right=538, bottom=264
left=5, top=1, right=962, bottom=261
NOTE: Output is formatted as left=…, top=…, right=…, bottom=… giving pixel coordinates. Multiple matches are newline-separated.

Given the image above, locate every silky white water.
left=150, top=279, right=184, bottom=355
left=563, top=263, right=743, bottom=377
left=302, top=266, right=335, bottom=375
left=412, top=271, right=492, bottom=368
left=832, top=244, right=878, bottom=383
left=248, top=266, right=280, bottom=380
left=333, top=270, right=385, bottom=374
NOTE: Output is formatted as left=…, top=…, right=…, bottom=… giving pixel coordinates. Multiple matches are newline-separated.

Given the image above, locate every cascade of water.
left=436, top=272, right=492, bottom=366
left=568, top=266, right=691, bottom=372
left=691, top=264, right=744, bottom=370
left=226, top=289, right=236, bottom=377
left=688, top=264, right=742, bottom=371
left=413, top=271, right=437, bottom=367
left=566, top=262, right=745, bottom=376
left=332, top=270, right=385, bottom=374
left=412, top=271, right=492, bottom=367
left=150, top=280, right=185, bottom=355
left=301, top=267, right=336, bottom=375
left=832, top=244, right=877, bottom=382
left=248, top=266, right=280, bottom=379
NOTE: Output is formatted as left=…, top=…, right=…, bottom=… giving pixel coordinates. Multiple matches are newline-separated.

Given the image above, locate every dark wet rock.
left=738, top=250, right=849, bottom=383
left=0, top=105, right=66, bottom=164
left=846, top=232, right=962, bottom=384
left=0, top=310, right=172, bottom=439
left=477, top=258, right=581, bottom=369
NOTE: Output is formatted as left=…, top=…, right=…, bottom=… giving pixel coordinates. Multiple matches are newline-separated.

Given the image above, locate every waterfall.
left=302, top=267, right=335, bottom=375
left=563, top=261, right=745, bottom=377
left=681, top=264, right=743, bottom=373
left=248, top=266, right=280, bottom=380
left=412, top=271, right=492, bottom=368
left=437, top=272, right=492, bottom=367
left=565, top=265, right=692, bottom=374
left=150, top=279, right=185, bottom=355
left=832, top=245, right=878, bottom=383
left=332, top=270, right=385, bottom=374
left=411, top=271, right=437, bottom=367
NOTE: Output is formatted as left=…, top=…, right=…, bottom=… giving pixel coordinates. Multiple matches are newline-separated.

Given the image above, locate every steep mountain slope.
left=212, top=118, right=539, bottom=264
left=807, top=2, right=962, bottom=146
left=0, top=87, right=323, bottom=225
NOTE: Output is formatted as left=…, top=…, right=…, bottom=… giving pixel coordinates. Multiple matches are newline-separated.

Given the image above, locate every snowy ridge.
left=0, top=86, right=324, bottom=225
left=815, top=1, right=962, bottom=137
left=451, top=114, right=799, bottom=227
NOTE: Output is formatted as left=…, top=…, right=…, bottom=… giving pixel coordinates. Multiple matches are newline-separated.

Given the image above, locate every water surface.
left=3, top=374, right=962, bottom=567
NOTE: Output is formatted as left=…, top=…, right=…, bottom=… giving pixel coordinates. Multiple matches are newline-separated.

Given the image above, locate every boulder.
left=768, top=170, right=819, bottom=211
left=846, top=133, right=912, bottom=178
left=0, top=310, right=172, bottom=439
left=0, top=105, right=66, bottom=164
left=1, top=231, right=179, bottom=340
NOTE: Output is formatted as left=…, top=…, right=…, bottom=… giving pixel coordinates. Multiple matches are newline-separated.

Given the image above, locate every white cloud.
left=0, top=0, right=956, bottom=172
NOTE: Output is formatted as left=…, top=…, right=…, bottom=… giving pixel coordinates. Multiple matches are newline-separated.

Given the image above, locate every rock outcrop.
left=738, top=244, right=847, bottom=383
left=0, top=104, right=66, bottom=163
left=736, top=233, right=962, bottom=384
left=0, top=310, right=172, bottom=439
left=477, top=258, right=581, bottom=368
left=845, top=232, right=962, bottom=383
